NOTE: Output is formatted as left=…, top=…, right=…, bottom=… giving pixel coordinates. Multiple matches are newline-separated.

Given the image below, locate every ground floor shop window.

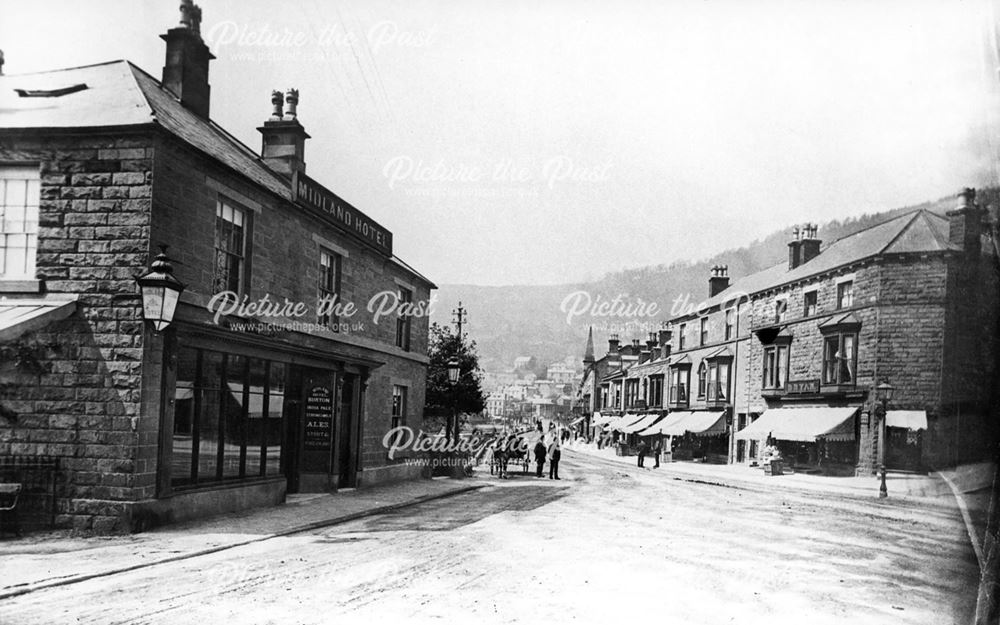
left=172, top=346, right=285, bottom=487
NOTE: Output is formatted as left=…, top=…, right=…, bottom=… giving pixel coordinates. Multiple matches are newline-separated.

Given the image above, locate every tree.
left=424, top=323, right=487, bottom=434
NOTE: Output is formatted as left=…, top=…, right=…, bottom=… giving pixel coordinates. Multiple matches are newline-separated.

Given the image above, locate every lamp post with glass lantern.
left=135, top=247, right=185, bottom=331
left=873, top=381, right=895, bottom=498
left=447, top=357, right=460, bottom=445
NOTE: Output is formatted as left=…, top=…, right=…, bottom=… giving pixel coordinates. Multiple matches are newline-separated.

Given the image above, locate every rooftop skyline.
left=2, top=0, right=996, bottom=285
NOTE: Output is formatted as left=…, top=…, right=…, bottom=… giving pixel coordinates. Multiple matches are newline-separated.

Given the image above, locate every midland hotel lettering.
left=293, top=171, right=394, bottom=255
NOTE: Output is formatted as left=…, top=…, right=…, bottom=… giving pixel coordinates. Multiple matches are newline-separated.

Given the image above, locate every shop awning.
left=569, top=416, right=585, bottom=426
left=611, top=413, right=646, bottom=432
left=643, top=411, right=692, bottom=436
left=592, top=412, right=613, bottom=426
left=682, top=411, right=727, bottom=437
left=621, top=413, right=665, bottom=434
left=734, top=406, right=859, bottom=442
left=0, top=296, right=77, bottom=342
left=886, top=410, right=927, bottom=430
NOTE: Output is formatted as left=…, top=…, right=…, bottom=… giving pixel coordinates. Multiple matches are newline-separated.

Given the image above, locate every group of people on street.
left=490, top=430, right=562, bottom=480
left=635, top=438, right=662, bottom=469
left=533, top=436, right=561, bottom=480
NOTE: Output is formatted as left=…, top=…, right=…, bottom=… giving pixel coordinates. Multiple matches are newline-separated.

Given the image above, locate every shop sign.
left=787, top=379, right=820, bottom=395
left=303, top=385, right=334, bottom=450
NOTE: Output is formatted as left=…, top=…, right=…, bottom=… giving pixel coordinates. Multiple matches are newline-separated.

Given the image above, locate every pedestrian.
left=493, top=435, right=508, bottom=479
left=548, top=437, right=562, bottom=480
left=534, top=437, right=546, bottom=478
left=652, top=437, right=661, bottom=468
left=637, top=438, right=648, bottom=468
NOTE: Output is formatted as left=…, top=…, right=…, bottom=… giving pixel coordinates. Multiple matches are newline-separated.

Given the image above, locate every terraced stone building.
left=0, top=6, right=434, bottom=532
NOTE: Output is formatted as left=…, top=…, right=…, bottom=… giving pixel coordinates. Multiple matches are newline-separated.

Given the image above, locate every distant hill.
left=432, top=191, right=990, bottom=375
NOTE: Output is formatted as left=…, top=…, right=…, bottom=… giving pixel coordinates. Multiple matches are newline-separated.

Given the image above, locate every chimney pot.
left=270, top=90, right=284, bottom=120
left=709, top=262, right=731, bottom=297
left=283, top=88, right=299, bottom=120
left=800, top=225, right=822, bottom=264
left=179, top=0, right=194, bottom=28
left=258, top=87, right=310, bottom=178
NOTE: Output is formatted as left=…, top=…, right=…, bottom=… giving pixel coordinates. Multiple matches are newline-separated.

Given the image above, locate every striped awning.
left=610, top=413, right=646, bottom=432
left=621, top=413, right=665, bottom=434
left=641, top=411, right=691, bottom=436
left=734, top=407, right=859, bottom=442
left=0, top=296, right=77, bottom=342
left=681, top=411, right=727, bottom=437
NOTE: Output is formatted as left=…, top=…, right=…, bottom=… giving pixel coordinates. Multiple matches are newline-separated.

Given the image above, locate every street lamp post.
left=874, top=381, right=895, bottom=498
left=447, top=357, right=460, bottom=445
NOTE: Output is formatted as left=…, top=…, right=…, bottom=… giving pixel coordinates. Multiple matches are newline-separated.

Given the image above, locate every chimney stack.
left=646, top=332, right=658, bottom=353
left=258, top=88, right=311, bottom=178
left=161, top=0, right=214, bottom=118
left=657, top=325, right=671, bottom=350
left=800, top=223, right=822, bottom=264
left=947, top=188, right=985, bottom=257
left=709, top=264, right=730, bottom=297
left=608, top=334, right=620, bottom=354
left=788, top=226, right=802, bottom=270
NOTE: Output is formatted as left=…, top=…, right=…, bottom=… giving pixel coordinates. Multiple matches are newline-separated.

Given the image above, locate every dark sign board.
left=787, top=379, right=820, bottom=395
left=303, top=385, right=333, bottom=451
left=293, top=171, right=393, bottom=256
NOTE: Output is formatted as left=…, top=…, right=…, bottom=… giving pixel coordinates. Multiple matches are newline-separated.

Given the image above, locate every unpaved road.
left=0, top=450, right=978, bottom=625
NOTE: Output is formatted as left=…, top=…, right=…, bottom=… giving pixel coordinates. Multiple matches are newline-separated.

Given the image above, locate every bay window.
left=762, top=344, right=789, bottom=390
left=822, top=332, right=857, bottom=386
left=668, top=366, right=690, bottom=407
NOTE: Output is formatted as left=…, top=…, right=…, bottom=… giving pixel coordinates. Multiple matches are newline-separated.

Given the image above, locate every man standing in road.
left=548, top=437, right=561, bottom=480
left=534, top=436, right=547, bottom=478
left=652, top=437, right=661, bottom=468
left=637, top=438, right=648, bottom=468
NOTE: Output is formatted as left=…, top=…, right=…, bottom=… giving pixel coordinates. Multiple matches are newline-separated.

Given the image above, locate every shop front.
left=147, top=318, right=386, bottom=525
left=734, top=405, right=860, bottom=475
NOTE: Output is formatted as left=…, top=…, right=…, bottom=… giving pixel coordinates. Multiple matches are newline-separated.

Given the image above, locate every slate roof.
left=672, top=208, right=962, bottom=322
left=0, top=60, right=435, bottom=287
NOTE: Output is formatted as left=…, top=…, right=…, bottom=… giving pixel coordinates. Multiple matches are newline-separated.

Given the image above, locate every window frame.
left=836, top=281, right=854, bottom=310
left=822, top=331, right=859, bottom=386
left=775, top=298, right=788, bottom=323
left=699, top=317, right=708, bottom=346
left=391, top=384, right=408, bottom=429
left=317, top=247, right=343, bottom=330
left=697, top=362, right=707, bottom=399
left=762, top=344, right=790, bottom=390
left=678, top=323, right=687, bottom=350
left=395, top=286, right=413, bottom=351
left=804, top=290, right=818, bottom=317
left=724, top=309, right=734, bottom=340
left=170, top=347, right=285, bottom=489
left=0, top=165, right=40, bottom=280
left=668, top=366, right=691, bottom=407
left=213, top=197, right=251, bottom=297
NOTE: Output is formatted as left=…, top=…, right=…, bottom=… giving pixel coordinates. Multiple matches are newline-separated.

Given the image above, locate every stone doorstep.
left=0, top=480, right=485, bottom=602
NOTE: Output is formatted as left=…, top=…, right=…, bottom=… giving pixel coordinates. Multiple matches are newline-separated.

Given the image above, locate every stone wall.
left=0, top=131, right=155, bottom=532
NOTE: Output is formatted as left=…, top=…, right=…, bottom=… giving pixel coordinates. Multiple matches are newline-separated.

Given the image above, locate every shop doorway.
left=885, top=427, right=923, bottom=472
left=337, top=374, right=358, bottom=488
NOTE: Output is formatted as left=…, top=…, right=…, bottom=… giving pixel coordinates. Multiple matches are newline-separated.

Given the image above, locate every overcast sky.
left=2, top=0, right=998, bottom=286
